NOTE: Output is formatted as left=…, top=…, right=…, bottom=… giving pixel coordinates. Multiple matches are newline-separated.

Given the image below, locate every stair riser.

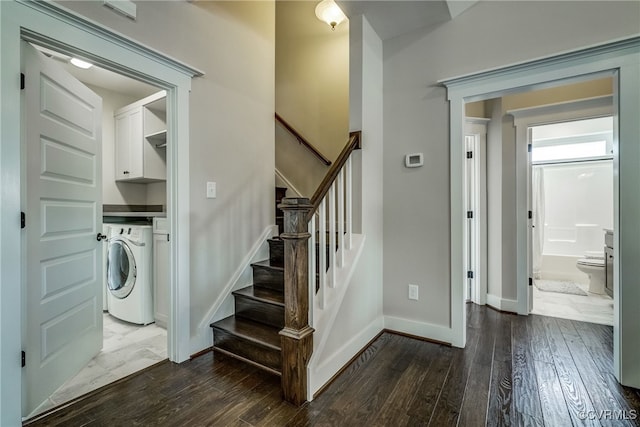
left=268, top=240, right=284, bottom=266
left=213, top=328, right=281, bottom=372
left=252, top=265, right=284, bottom=291
left=235, top=297, right=284, bottom=329
left=269, top=240, right=334, bottom=265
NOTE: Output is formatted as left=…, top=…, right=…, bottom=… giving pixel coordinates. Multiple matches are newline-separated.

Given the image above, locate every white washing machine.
left=102, top=223, right=118, bottom=312
left=107, top=225, right=154, bottom=325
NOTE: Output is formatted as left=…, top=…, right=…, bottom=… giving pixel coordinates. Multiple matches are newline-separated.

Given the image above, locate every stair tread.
left=211, top=316, right=281, bottom=350
left=252, top=259, right=284, bottom=271
left=233, top=286, right=284, bottom=306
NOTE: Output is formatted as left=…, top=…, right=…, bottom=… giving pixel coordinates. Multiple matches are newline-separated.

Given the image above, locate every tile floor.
left=29, top=313, right=167, bottom=418
left=531, top=280, right=613, bottom=325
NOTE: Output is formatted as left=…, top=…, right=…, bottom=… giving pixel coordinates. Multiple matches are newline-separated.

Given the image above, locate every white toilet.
left=576, top=251, right=606, bottom=294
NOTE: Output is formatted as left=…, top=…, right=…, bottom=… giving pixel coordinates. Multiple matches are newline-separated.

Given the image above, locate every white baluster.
left=309, top=213, right=322, bottom=311
left=329, top=182, right=336, bottom=288
left=337, top=168, right=345, bottom=268
left=318, top=198, right=327, bottom=295
left=346, top=156, right=353, bottom=250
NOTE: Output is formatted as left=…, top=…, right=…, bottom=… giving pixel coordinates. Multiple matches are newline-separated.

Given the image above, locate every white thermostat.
left=405, top=153, right=424, bottom=168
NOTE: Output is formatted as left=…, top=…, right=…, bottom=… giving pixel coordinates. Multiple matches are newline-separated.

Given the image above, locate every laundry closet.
left=103, top=89, right=170, bottom=328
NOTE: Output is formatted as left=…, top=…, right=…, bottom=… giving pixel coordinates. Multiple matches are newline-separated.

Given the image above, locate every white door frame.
left=441, top=36, right=640, bottom=388
left=508, top=94, right=614, bottom=314
left=1, top=1, right=203, bottom=423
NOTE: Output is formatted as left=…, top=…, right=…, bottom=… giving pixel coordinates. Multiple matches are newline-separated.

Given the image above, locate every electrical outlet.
left=408, top=284, right=419, bottom=301
left=206, top=181, right=216, bottom=199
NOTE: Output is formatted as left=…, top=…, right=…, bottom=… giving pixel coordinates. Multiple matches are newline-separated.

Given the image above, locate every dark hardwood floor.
left=26, top=304, right=640, bottom=426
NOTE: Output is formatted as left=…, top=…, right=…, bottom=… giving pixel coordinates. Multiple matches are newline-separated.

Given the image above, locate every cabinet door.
left=153, top=233, right=170, bottom=328
left=114, top=112, right=130, bottom=180
left=128, top=108, right=143, bottom=179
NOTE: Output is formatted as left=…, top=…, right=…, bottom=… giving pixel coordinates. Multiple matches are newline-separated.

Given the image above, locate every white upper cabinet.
left=115, top=91, right=167, bottom=182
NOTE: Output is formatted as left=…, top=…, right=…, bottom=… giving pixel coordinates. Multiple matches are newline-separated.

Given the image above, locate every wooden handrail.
left=275, top=113, right=332, bottom=166
left=307, top=131, right=361, bottom=221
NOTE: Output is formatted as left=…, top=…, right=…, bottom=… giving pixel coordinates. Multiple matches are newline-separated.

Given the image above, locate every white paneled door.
left=22, top=42, right=103, bottom=416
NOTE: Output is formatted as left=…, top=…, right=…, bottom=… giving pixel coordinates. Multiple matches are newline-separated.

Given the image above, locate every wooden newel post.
left=278, top=197, right=314, bottom=406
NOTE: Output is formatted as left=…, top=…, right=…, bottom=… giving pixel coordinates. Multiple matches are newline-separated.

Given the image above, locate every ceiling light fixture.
left=70, top=58, right=93, bottom=69
left=315, top=0, right=346, bottom=31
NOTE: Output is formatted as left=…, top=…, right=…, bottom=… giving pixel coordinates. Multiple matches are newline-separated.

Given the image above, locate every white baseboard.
left=486, top=293, right=519, bottom=313
left=190, top=225, right=278, bottom=355
left=307, top=317, right=384, bottom=401
left=383, top=315, right=452, bottom=344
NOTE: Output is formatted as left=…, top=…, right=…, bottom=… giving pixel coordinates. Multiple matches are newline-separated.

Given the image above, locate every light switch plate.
left=206, top=182, right=216, bottom=199
left=408, top=284, right=419, bottom=300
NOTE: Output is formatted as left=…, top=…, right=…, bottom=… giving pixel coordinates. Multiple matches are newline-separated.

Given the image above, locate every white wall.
left=56, top=0, right=276, bottom=352
left=275, top=1, right=349, bottom=196
left=382, top=1, right=639, bottom=337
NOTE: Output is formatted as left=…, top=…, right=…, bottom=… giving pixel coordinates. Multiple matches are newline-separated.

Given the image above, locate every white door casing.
left=22, top=42, right=103, bottom=415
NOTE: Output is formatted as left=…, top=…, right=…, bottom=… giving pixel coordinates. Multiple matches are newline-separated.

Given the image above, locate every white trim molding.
left=440, top=35, right=640, bottom=388
left=486, top=294, right=519, bottom=314
left=384, top=316, right=452, bottom=344
left=1, top=1, right=201, bottom=423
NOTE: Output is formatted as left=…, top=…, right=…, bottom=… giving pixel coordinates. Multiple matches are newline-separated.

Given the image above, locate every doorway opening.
left=528, top=115, right=614, bottom=325
left=22, top=42, right=170, bottom=419
left=462, top=75, right=615, bottom=319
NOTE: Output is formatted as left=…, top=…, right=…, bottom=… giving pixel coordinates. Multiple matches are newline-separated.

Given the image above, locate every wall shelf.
left=145, top=129, right=167, bottom=148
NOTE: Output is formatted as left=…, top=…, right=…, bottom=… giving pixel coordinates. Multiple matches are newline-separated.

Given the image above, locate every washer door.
left=107, top=239, right=137, bottom=299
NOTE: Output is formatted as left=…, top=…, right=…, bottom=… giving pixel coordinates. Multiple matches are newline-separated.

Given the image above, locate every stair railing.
left=278, top=131, right=361, bottom=405
left=275, top=113, right=332, bottom=166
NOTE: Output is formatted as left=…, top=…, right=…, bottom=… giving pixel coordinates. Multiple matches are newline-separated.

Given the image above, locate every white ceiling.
left=337, top=0, right=478, bottom=41
left=33, top=44, right=159, bottom=99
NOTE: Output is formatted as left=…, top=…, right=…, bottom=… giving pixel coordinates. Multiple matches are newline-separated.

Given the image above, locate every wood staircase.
left=210, top=131, right=361, bottom=406
left=210, top=189, right=288, bottom=376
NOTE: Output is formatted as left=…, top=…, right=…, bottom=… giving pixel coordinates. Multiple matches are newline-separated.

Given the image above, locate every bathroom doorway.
left=528, top=116, right=614, bottom=325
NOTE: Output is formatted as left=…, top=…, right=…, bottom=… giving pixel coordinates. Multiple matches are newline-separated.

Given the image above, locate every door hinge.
left=528, top=210, right=533, bottom=219
left=21, top=212, right=25, bottom=229
left=467, top=271, right=474, bottom=279
left=529, top=277, right=533, bottom=287
left=166, top=234, right=170, bottom=242
left=21, top=351, right=25, bottom=368
left=466, top=151, right=473, bottom=159
left=20, top=73, right=25, bottom=90
left=467, top=211, right=473, bottom=219
left=528, top=143, right=532, bottom=153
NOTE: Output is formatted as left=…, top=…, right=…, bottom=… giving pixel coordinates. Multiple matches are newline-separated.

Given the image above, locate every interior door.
left=22, top=42, right=103, bottom=416
left=526, top=128, right=534, bottom=313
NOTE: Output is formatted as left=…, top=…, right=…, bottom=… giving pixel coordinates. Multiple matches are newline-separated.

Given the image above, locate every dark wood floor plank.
left=561, top=320, right=636, bottom=427
left=27, top=306, right=640, bottom=427
left=374, top=341, right=438, bottom=426
left=406, top=344, right=454, bottom=423
left=486, top=359, right=513, bottom=427
left=428, top=323, right=481, bottom=426
left=541, top=316, right=574, bottom=361
left=339, top=338, right=423, bottom=426
left=458, top=306, right=497, bottom=427
left=529, top=315, right=554, bottom=364
left=573, top=319, right=614, bottom=375
left=553, top=354, right=600, bottom=427
left=533, top=360, right=572, bottom=426
left=511, top=315, right=544, bottom=422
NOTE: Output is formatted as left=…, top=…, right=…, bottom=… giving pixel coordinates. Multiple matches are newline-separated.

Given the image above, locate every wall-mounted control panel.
left=405, top=153, right=424, bottom=168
